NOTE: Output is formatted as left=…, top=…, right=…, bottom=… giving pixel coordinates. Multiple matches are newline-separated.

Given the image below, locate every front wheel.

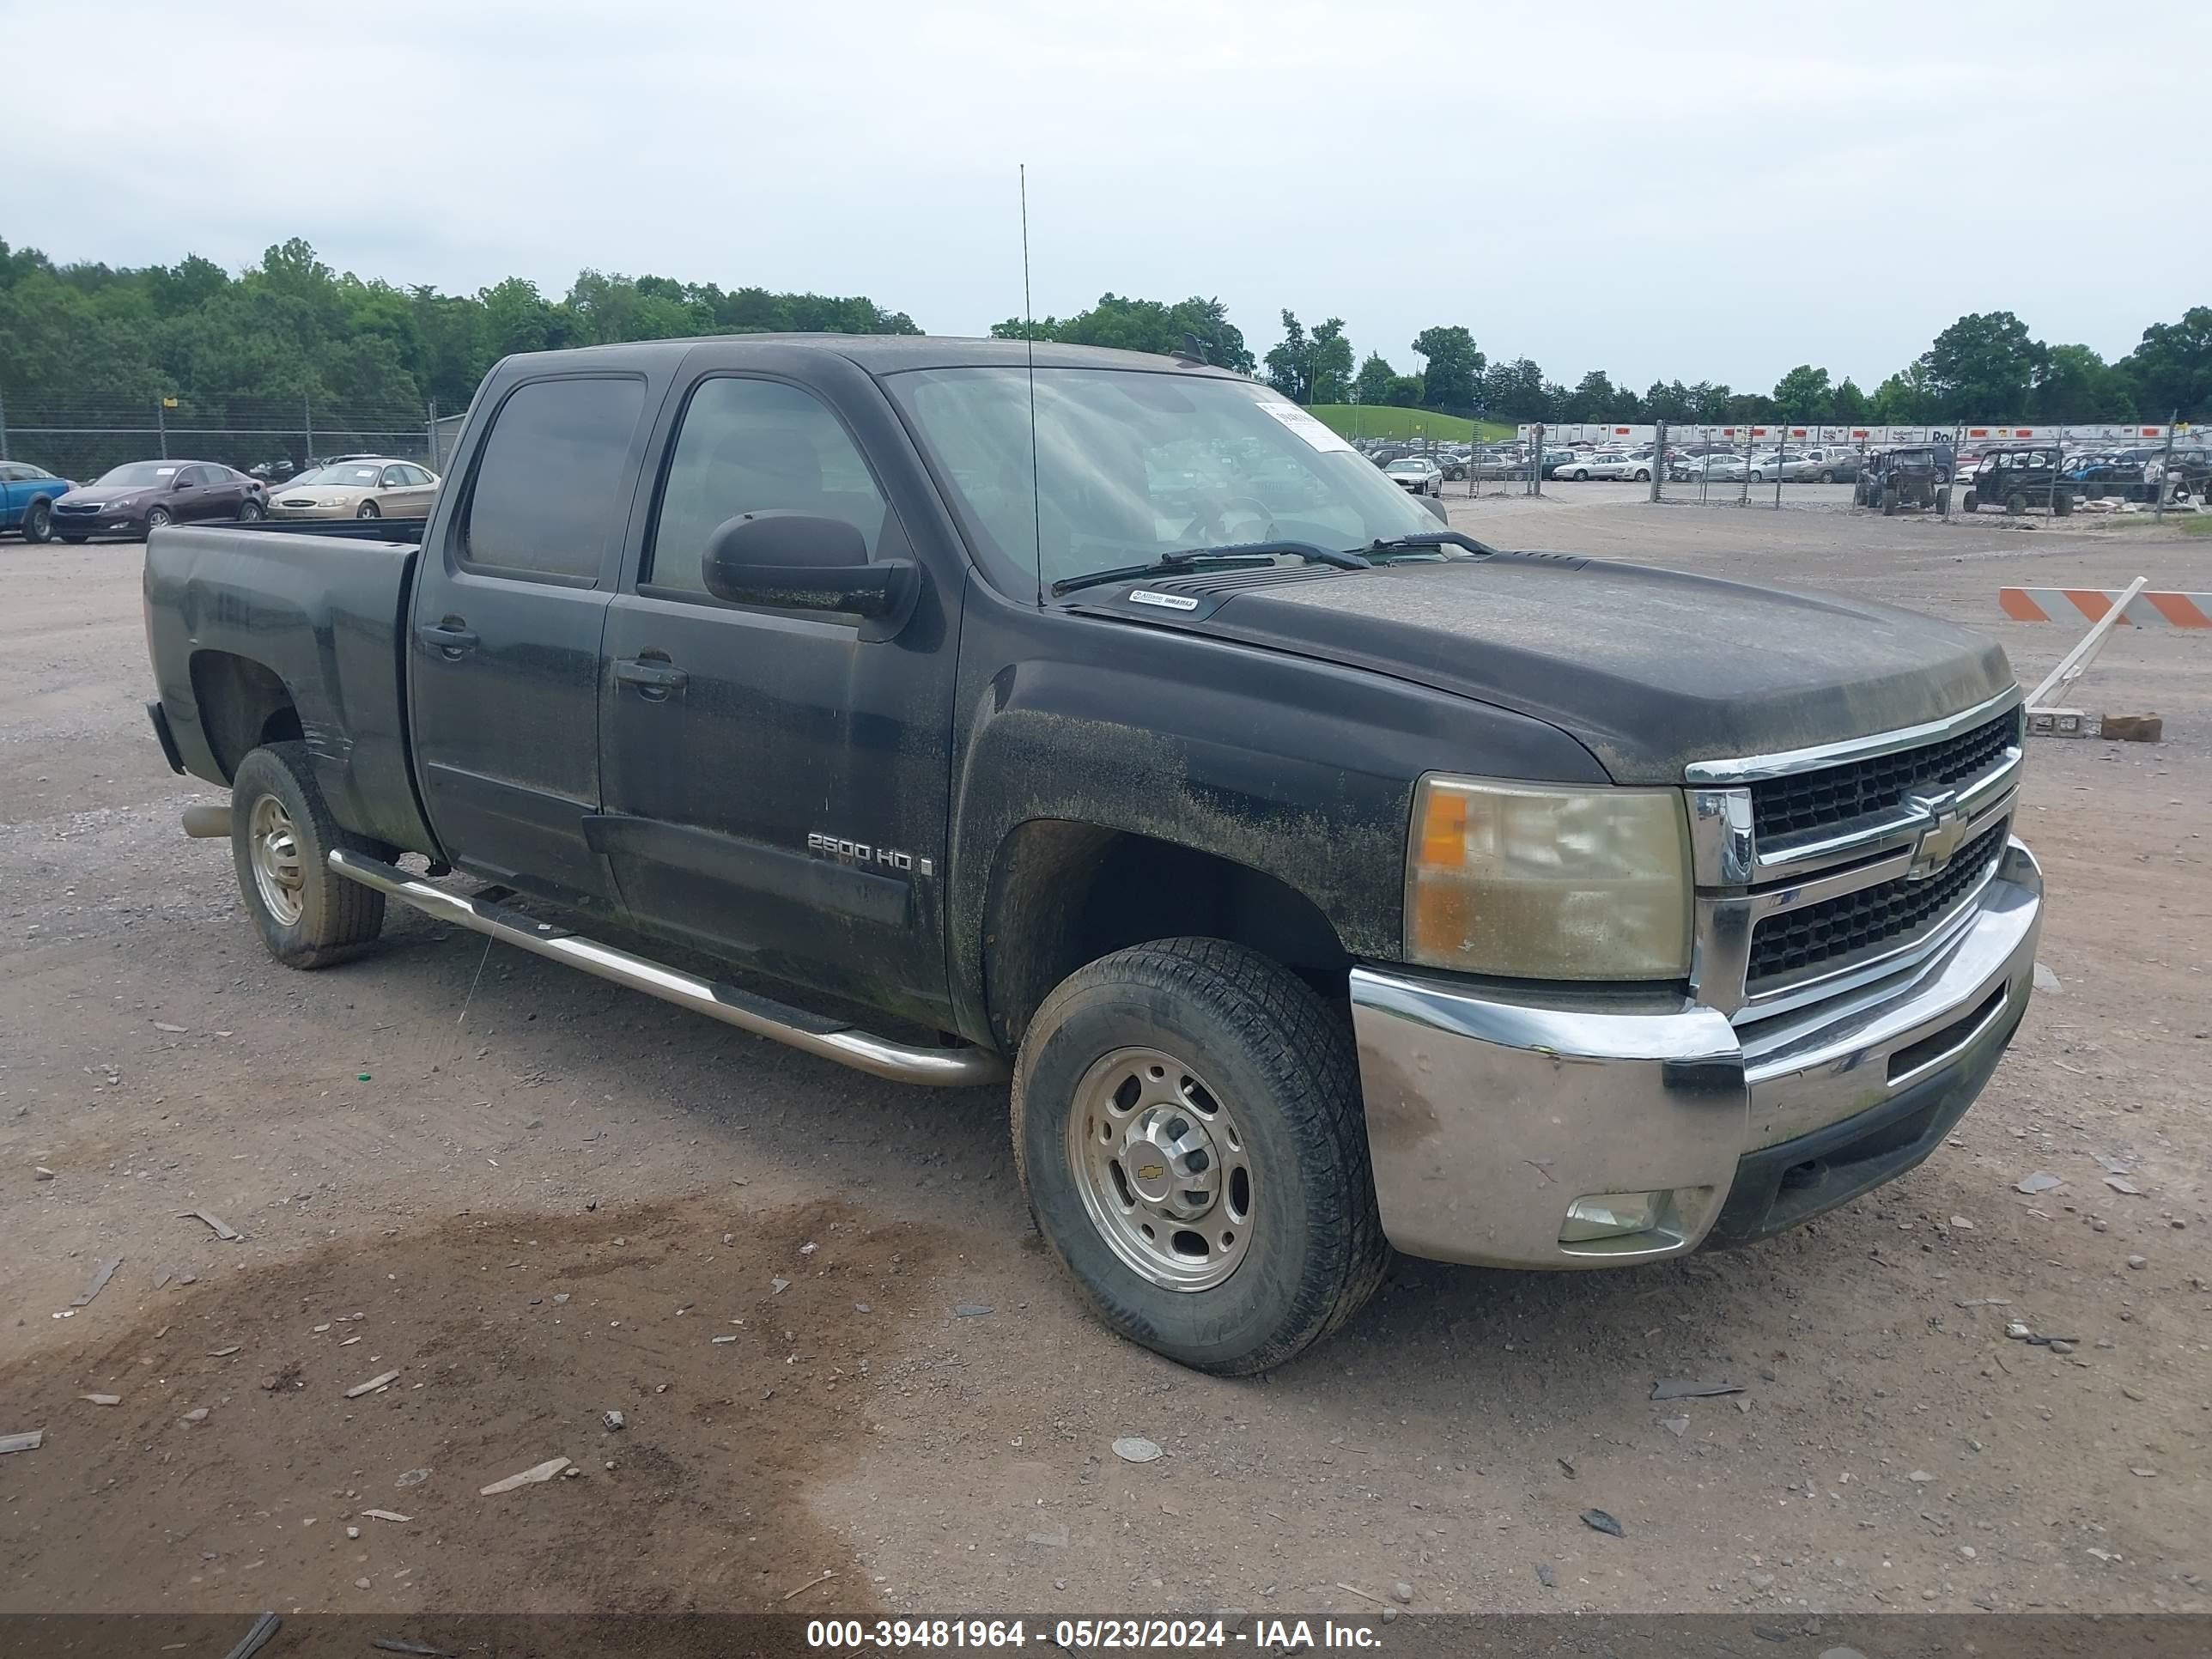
left=1882, top=486, right=1899, bottom=516
left=1632, top=468, right=1649, bottom=482
left=357, top=499, right=381, bottom=520
left=1962, top=489, right=1978, bottom=513
left=1817, top=469, right=1835, bottom=483
left=2006, top=491, right=2027, bottom=516
left=1012, top=938, right=1388, bottom=1376
left=22, top=500, right=54, bottom=543
left=229, top=741, right=386, bottom=969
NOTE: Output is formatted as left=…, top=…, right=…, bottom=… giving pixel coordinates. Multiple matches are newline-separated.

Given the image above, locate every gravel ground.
left=1, top=499, right=2206, bottom=1621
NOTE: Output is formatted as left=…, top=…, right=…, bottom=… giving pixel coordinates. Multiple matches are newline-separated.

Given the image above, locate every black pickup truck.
left=143, top=336, right=2044, bottom=1374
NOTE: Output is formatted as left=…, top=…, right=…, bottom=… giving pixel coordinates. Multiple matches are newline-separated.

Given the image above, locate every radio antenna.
left=1021, top=163, right=1042, bottom=606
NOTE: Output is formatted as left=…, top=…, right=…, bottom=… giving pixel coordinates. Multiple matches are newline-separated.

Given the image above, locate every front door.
left=593, top=370, right=956, bottom=1020
left=408, top=372, right=653, bottom=908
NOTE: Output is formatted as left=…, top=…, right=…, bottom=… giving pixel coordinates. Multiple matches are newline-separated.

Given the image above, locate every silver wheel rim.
left=1067, top=1046, right=1253, bottom=1292
left=247, top=793, right=306, bottom=926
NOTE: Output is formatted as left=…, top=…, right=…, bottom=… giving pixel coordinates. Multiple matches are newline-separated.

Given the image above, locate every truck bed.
left=143, top=521, right=437, bottom=855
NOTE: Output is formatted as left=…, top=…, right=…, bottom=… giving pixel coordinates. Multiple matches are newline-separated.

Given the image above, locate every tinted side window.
left=644, top=378, right=890, bottom=595
left=465, top=376, right=647, bottom=580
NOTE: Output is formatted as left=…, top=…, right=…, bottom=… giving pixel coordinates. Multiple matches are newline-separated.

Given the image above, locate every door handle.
left=417, top=620, right=478, bottom=658
left=615, top=657, right=689, bottom=698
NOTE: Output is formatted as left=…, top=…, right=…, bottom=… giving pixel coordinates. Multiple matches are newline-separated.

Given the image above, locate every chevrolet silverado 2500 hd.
left=143, top=336, right=2043, bottom=1374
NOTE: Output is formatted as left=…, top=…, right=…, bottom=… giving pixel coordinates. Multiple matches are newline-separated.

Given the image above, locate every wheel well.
left=982, top=820, right=1352, bottom=1051
left=188, top=651, right=300, bottom=781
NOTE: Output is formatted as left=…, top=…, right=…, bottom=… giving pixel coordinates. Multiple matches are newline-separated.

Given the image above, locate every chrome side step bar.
left=327, top=848, right=1008, bottom=1088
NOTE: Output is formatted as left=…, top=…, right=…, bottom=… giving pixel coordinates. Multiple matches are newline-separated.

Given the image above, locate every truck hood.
left=1112, top=555, right=2016, bottom=783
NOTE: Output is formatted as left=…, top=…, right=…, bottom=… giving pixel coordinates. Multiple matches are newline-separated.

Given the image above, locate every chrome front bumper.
left=1349, top=839, right=2042, bottom=1269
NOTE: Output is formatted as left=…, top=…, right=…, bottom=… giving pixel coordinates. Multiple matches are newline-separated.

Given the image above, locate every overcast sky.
left=12, top=0, right=2205, bottom=393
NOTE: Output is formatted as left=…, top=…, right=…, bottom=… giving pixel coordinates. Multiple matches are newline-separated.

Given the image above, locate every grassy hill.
left=1307, top=406, right=1517, bottom=443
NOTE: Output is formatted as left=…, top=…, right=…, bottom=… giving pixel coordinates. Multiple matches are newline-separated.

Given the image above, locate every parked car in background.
left=1558, top=453, right=1654, bottom=482
left=1, top=461, right=77, bottom=542
left=1747, top=447, right=1860, bottom=484
left=2143, top=446, right=2210, bottom=501
left=1676, top=453, right=1748, bottom=484
left=1384, top=456, right=1444, bottom=496
left=48, top=461, right=265, bottom=542
left=268, top=459, right=441, bottom=520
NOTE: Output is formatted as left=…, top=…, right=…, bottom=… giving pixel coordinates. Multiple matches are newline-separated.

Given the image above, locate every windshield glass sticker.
left=1254, top=400, right=1354, bottom=454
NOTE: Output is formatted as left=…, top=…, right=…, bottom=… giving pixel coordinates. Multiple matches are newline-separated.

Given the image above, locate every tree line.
left=1243, top=306, right=2209, bottom=428
left=3, top=236, right=2205, bottom=433
left=0, top=237, right=920, bottom=424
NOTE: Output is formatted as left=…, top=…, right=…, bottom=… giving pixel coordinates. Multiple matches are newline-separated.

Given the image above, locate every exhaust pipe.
left=182, top=802, right=230, bottom=839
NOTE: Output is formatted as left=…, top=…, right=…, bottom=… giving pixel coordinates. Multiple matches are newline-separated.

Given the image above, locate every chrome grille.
left=1747, top=821, right=2007, bottom=987
left=1749, top=707, right=2021, bottom=839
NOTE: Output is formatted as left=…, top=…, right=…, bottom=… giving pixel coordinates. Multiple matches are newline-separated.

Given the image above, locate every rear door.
left=407, top=372, right=656, bottom=908
left=593, top=362, right=957, bottom=1015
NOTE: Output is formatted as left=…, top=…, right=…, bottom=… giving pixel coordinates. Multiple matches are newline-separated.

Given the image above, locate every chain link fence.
left=0, top=392, right=453, bottom=486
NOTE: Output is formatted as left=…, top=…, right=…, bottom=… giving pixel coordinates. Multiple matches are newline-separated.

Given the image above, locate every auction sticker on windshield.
left=1254, top=398, right=1356, bottom=453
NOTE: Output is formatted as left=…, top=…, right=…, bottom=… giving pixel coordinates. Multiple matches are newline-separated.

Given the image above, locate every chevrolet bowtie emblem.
left=1136, top=1164, right=1166, bottom=1182
left=1905, top=791, right=1969, bottom=880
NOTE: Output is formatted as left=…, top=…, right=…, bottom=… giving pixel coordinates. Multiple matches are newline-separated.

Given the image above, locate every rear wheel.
left=229, top=741, right=386, bottom=969
left=1936, top=486, right=1952, bottom=514
left=1012, top=938, right=1387, bottom=1376
left=357, top=499, right=381, bottom=520
left=1817, top=469, right=1835, bottom=483
left=2006, top=490, right=2027, bottom=516
left=238, top=497, right=265, bottom=523
left=22, top=499, right=54, bottom=543
left=1962, top=489, right=1978, bottom=513
left=1632, top=468, right=1649, bottom=482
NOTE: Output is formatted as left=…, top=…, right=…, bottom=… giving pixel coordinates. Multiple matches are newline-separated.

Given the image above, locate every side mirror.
left=172, top=474, right=191, bottom=489
left=1420, top=493, right=1449, bottom=525
left=702, top=512, right=918, bottom=636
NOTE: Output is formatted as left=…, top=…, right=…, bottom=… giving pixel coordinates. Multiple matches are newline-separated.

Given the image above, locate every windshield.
left=292, top=464, right=386, bottom=488
left=884, top=368, right=1445, bottom=596
left=93, top=462, right=179, bottom=489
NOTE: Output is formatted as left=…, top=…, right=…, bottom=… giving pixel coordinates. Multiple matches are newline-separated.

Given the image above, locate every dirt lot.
left=2, top=499, right=2207, bottom=1623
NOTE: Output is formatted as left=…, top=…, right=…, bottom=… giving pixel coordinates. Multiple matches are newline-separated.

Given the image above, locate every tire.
left=1011, top=938, right=1388, bottom=1376
left=1962, top=489, right=1978, bottom=514
left=1632, top=469, right=1649, bottom=483
left=238, top=497, right=265, bottom=523
left=1936, top=487, right=1951, bottom=514
left=1570, top=468, right=1588, bottom=482
left=2006, top=491, right=2027, bottom=516
left=2053, top=489, right=2074, bottom=519
left=144, top=506, right=172, bottom=535
left=1750, top=471, right=1765, bottom=483
left=357, top=500, right=381, bottom=520
left=229, top=741, right=386, bottom=969
left=1817, top=470, right=1834, bottom=483
left=60, top=532, right=88, bottom=544
left=1881, top=486, right=1898, bottom=516
left=21, top=499, right=54, bottom=543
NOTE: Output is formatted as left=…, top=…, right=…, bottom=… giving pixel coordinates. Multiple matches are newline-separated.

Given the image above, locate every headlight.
left=1405, top=776, right=1692, bottom=980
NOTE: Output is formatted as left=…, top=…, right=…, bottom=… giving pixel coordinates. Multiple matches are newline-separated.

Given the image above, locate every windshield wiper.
left=1049, top=540, right=1370, bottom=598
left=1363, top=530, right=1502, bottom=560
